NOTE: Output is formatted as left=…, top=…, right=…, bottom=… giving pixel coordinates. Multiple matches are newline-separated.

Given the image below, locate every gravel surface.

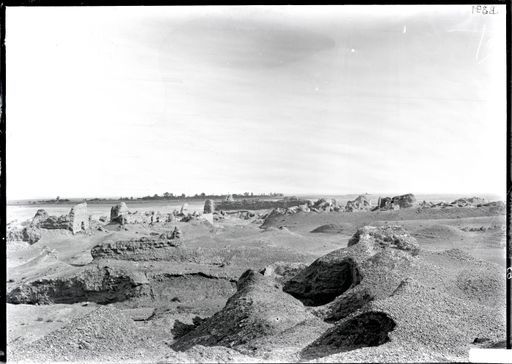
left=9, top=306, right=171, bottom=363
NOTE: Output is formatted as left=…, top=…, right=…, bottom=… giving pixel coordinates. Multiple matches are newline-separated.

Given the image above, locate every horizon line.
left=6, top=191, right=505, bottom=203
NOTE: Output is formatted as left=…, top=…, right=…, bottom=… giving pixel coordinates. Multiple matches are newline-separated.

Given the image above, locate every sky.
left=6, top=5, right=507, bottom=199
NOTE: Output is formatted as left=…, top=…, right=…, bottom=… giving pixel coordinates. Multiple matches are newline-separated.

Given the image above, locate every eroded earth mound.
left=171, top=269, right=318, bottom=351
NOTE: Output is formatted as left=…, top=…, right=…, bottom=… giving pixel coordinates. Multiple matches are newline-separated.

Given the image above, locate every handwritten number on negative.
left=472, top=5, right=498, bottom=15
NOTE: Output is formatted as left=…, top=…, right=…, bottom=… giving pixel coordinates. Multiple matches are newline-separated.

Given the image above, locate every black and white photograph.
left=3, top=4, right=509, bottom=363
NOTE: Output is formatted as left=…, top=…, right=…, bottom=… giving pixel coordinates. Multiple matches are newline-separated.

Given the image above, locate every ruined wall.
left=69, top=203, right=90, bottom=234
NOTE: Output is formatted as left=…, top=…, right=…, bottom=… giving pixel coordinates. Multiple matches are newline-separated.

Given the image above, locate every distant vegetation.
left=28, top=196, right=71, bottom=204
left=125, top=192, right=283, bottom=201
left=13, top=192, right=284, bottom=205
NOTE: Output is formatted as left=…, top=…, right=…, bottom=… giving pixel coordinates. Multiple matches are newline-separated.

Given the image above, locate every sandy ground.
left=6, top=204, right=506, bottom=362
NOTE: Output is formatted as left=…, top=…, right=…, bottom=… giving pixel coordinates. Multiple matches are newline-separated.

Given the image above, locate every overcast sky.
left=6, top=5, right=506, bottom=199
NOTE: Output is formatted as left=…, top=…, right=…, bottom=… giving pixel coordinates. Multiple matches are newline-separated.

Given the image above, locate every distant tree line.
left=120, top=192, right=283, bottom=201
left=36, top=196, right=71, bottom=204
left=24, top=193, right=284, bottom=205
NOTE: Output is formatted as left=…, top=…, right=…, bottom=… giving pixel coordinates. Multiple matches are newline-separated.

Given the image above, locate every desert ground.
left=5, top=195, right=506, bottom=363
